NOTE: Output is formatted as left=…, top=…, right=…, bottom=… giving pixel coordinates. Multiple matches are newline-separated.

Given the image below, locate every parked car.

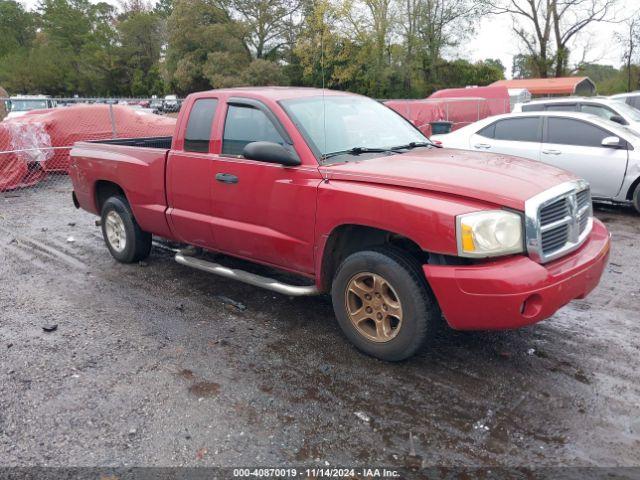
left=163, top=94, right=180, bottom=113
left=513, top=96, right=640, bottom=133
left=610, top=91, right=640, bottom=110
left=69, top=88, right=610, bottom=361
left=149, top=98, right=164, bottom=114
left=6, top=95, right=57, bottom=119
left=432, top=111, right=640, bottom=213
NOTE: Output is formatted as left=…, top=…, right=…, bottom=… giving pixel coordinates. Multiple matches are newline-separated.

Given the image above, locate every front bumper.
left=424, top=218, right=611, bottom=330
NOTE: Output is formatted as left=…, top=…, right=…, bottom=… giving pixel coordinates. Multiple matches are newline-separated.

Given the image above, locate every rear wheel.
left=101, top=195, right=151, bottom=263
left=633, top=183, right=640, bottom=214
left=331, top=247, right=439, bottom=361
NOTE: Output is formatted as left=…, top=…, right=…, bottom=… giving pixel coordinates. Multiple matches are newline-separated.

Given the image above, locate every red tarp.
left=384, top=100, right=447, bottom=136
left=0, top=105, right=176, bottom=191
left=429, top=86, right=511, bottom=116
left=385, top=97, right=493, bottom=134
left=428, top=98, right=492, bottom=130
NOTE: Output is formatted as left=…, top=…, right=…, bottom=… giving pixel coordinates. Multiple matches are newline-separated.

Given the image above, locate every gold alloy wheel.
left=345, top=272, right=403, bottom=343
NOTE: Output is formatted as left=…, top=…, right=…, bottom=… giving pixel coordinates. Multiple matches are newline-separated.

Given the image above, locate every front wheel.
left=101, top=195, right=152, bottom=263
left=331, top=247, right=439, bottom=361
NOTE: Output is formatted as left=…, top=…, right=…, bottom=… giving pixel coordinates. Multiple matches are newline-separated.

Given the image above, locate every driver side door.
left=208, top=99, right=322, bottom=276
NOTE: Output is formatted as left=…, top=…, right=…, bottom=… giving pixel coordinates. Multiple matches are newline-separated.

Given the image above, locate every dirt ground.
left=0, top=177, right=639, bottom=470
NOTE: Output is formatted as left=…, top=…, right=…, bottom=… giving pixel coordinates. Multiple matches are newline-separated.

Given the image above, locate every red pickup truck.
left=69, top=87, right=610, bottom=361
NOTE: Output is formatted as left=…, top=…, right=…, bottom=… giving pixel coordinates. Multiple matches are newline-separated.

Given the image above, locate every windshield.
left=11, top=100, right=49, bottom=112
left=281, top=95, right=428, bottom=161
left=612, top=100, right=640, bottom=122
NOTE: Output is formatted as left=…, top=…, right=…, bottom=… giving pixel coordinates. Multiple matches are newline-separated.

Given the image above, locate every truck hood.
left=319, top=148, right=576, bottom=210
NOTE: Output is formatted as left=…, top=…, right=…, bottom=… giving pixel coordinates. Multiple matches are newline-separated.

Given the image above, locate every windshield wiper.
left=321, top=146, right=391, bottom=161
left=389, top=141, right=439, bottom=150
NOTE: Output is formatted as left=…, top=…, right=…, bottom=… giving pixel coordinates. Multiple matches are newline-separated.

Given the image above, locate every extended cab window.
left=493, top=117, right=540, bottom=142
left=222, top=105, right=285, bottom=157
left=184, top=99, right=218, bottom=153
left=546, top=118, right=611, bottom=148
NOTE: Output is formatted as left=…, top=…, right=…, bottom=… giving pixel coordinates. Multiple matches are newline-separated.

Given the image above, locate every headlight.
left=456, top=210, right=524, bottom=258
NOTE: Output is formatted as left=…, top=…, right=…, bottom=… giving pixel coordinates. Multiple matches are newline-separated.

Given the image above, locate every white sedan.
left=431, top=111, right=640, bottom=213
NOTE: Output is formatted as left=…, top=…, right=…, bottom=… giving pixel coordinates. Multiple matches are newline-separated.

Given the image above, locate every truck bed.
left=70, top=137, right=173, bottom=239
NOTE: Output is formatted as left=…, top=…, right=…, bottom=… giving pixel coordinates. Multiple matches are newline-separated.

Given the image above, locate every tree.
left=487, top=0, right=618, bottom=77
left=228, top=0, right=302, bottom=59
left=0, top=1, right=36, bottom=58
left=154, top=0, right=174, bottom=17
left=616, top=12, right=640, bottom=91
left=163, top=0, right=250, bottom=93
left=0, top=0, right=37, bottom=93
left=0, top=86, right=7, bottom=120
left=117, top=7, right=165, bottom=95
left=31, top=0, right=120, bottom=95
left=398, top=0, right=483, bottom=89
left=551, top=0, right=617, bottom=76
left=240, top=58, right=289, bottom=84
left=511, top=52, right=537, bottom=78
left=294, top=0, right=365, bottom=91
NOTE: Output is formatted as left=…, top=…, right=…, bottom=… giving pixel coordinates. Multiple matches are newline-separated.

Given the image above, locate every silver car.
left=512, top=96, right=640, bottom=134
left=431, top=111, right=640, bottom=213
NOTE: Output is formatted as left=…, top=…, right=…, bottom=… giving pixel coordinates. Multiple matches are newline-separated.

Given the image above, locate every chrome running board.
left=175, top=250, right=320, bottom=297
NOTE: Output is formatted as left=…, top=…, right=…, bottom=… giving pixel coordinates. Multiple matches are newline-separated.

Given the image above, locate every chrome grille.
left=539, top=197, right=570, bottom=225
left=525, top=180, right=593, bottom=263
left=541, top=223, right=569, bottom=254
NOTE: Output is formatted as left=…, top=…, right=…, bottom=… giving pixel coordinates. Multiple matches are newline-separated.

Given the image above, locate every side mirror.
left=242, top=141, right=301, bottom=166
left=601, top=136, right=623, bottom=149
left=609, top=115, right=626, bottom=125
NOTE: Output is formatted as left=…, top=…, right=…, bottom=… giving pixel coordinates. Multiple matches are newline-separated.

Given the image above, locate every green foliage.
left=0, top=1, right=36, bottom=58
left=163, top=0, right=250, bottom=93
left=511, top=54, right=536, bottom=79
left=2, top=0, right=632, bottom=99
left=576, top=63, right=640, bottom=95
left=154, top=0, right=174, bottom=17
left=117, top=10, right=165, bottom=95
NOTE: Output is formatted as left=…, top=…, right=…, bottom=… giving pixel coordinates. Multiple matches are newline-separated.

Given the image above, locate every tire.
left=633, top=183, right=640, bottom=214
left=331, top=247, right=439, bottom=361
left=100, top=195, right=152, bottom=263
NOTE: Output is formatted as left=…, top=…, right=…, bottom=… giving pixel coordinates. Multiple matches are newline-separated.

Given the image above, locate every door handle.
left=542, top=149, right=562, bottom=155
left=215, top=173, right=238, bottom=184
left=473, top=143, right=491, bottom=149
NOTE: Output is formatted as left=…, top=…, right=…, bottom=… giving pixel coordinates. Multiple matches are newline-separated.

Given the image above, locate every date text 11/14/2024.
left=232, top=467, right=401, bottom=477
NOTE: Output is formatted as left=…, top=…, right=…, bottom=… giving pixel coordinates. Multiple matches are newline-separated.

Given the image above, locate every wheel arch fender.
left=315, top=223, right=429, bottom=292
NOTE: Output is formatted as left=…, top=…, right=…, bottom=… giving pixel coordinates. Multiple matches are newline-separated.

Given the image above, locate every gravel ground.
left=0, top=177, right=639, bottom=470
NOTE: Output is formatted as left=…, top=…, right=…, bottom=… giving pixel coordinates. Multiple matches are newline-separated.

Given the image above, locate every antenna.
left=321, top=7, right=327, bottom=160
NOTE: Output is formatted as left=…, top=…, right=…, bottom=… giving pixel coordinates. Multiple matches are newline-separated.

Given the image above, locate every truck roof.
left=191, top=87, right=357, bottom=102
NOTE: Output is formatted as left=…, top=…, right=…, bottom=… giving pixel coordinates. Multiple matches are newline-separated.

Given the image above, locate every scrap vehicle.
left=163, top=95, right=181, bottom=113
left=6, top=95, right=56, bottom=119
left=69, top=88, right=611, bottom=361
left=512, top=96, right=640, bottom=133
left=431, top=111, right=640, bottom=213
left=610, top=91, right=640, bottom=110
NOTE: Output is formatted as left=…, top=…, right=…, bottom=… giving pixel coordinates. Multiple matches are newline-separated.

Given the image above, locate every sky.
left=469, top=3, right=634, bottom=78
left=21, top=0, right=635, bottom=79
